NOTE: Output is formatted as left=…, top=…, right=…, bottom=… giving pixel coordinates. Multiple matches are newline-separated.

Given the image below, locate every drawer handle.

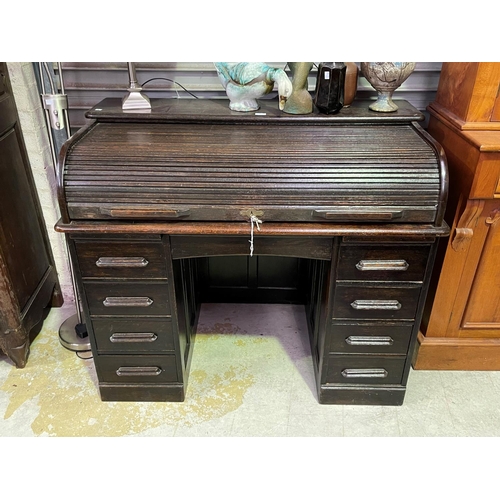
left=313, top=210, right=403, bottom=221
left=355, top=260, right=409, bottom=272
left=341, top=368, right=388, bottom=378
left=100, top=206, right=190, bottom=219
left=116, top=366, right=162, bottom=376
left=351, top=299, right=402, bottom=311
left=345, top=336, right=394, bottom=346
left=96, top=257, right=149, bottom=268
left=103, top=296, right=153, bottom=308
left=110, top=332, right=158, bottom=343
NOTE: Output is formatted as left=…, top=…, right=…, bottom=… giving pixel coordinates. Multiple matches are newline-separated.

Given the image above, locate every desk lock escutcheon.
left=240, top=209, right=264, bottom=219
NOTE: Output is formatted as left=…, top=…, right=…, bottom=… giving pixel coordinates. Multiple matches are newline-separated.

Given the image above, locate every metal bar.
left=110, top=333, right=158, bottom=343
left=341, top=368, right=388, bottom=378
left=116, top=366, right=162, bottom=376
left=95, top=257, right=149, bottom=268
left=103, top=296, right=154, bottom=308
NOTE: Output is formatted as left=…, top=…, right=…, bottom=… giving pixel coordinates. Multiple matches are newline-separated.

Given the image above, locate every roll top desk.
left=56, top=98, right=449, bottom=405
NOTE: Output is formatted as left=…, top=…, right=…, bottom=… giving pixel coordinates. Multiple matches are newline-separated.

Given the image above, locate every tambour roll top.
left=58, top=98, right=448, bottom=225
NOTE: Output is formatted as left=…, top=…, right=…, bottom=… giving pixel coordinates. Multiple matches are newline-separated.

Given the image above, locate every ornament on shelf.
left=361, top=62, right=416, bottom=112
left=214, top=62, right=292, bottom=112
left=314, top=62, right=346, bottom=115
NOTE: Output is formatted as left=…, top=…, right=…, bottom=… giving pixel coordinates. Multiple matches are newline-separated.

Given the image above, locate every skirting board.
left=413, top=331, right=500, bottom=370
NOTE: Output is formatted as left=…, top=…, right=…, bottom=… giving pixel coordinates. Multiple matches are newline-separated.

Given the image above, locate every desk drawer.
left=337, top=245, right=430, bottom=282
left=326, top=355, right=406, bottom=385
left=84, top=282, right=170, bottom=316
left=330, top=323, right=413, bottom=355
left=75, top=240, right=167, bottom=279
left=333, top=285, right=421, bottom=320
left=92, top=317, right=174, bottom=353
left=97, top=354, right=178, bottom=383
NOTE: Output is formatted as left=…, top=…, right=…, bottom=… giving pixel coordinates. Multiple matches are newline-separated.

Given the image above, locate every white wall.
left=6, top=62, right=74, bottom=304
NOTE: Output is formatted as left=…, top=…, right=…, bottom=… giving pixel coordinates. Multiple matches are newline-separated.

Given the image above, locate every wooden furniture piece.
left=414, top=62, right=500, bottom=370
left=0, top=62, right=63, bottom=367
left=56, top=98, right=448, bottom=405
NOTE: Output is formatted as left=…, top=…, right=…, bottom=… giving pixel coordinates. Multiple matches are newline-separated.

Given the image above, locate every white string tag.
left=249, top=214, right=262, bottom=257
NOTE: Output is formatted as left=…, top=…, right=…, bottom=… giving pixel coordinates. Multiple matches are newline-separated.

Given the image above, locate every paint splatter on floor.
left=1, top=326, right=254, bottom=437
left=0, top=303, right=319, bottom=437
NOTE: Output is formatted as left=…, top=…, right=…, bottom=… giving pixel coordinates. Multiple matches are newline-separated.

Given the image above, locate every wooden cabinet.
left=0, top=62, right=63, bottom=367
left=414, top=62, right=500, bottom=369
left=56, top=98, right=448, bottom=404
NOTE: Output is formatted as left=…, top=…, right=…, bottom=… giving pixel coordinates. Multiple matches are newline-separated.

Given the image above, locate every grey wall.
left=58, top=62, right=442, bottom=133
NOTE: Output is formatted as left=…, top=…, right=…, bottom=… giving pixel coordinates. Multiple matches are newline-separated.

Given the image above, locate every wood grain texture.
left=330, top=322, right=413, bottom=355
left=57, top=98, right=448, bottom=404
left=416, top=63, right=500, bottom=370
left=431, top=62, right=500, bottom=130
left=58, top=220, right=450, bottom=238
left=337, top=244, right=430, bottom=282
left=434, top=63, right=479, bottom=122
left=60, top=99, right=444, bottom=225
left=414, top=332, right=500, bottom=370
left=92, top=317, right=175, bottom=353
left=74, top=239, right=168, bottom=279
left=0, top=62, right=62, bottom=368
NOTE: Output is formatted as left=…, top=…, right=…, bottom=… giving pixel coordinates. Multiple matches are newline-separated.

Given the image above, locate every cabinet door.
left=0, top=63, right=61, bottom=367
left=0, top=63, right=52, bottom=310
left=427, top=199, right=500, bottom=338
left=461, top=202, right=500, bottom=335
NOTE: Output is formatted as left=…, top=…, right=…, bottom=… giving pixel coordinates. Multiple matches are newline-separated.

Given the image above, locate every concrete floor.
left=1, top=302, right=500, bottom=438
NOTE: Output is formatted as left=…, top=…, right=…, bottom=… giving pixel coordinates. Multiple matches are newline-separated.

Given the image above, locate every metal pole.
left=39, top=63, right=59, bottom=172
left=37, top=62, right=89, bottom=350
left=57, top=62, right=72, bottom=138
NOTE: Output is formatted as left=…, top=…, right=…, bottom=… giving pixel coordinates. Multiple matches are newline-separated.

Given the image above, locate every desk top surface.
left=86, top=98, right=424, bottom=125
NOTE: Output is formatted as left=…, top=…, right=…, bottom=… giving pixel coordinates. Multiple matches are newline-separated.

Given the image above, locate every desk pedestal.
left=59, top=223, right=446, bottom=405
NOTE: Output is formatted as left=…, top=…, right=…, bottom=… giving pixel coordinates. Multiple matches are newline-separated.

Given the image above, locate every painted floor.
left=1, top=301, right=500, bottom=437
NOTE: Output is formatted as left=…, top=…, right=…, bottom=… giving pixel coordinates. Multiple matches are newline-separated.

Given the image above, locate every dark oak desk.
left=56, top=98, right=448, bottom=405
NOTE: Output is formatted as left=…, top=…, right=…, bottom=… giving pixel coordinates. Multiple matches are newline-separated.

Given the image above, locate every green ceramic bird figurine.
left=214, top=62, right=293, bottom=112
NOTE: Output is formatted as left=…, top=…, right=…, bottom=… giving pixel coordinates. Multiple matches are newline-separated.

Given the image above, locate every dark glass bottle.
left=314, top=62, right=346, bottom=114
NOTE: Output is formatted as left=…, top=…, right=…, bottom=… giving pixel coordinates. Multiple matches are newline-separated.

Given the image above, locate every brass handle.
left=110, top=333, right=158, bottom=343
left=351, top=300, right=402, bottom=310
left=313, top=210, right=403, bottom=221
left=116, top=366, right=162, bottom=376
left=96, top=257, right=149, bottom=268
left=100, top=206, right=190, bottom=219
left=103, top=297, right=153, bottom=308
left=345, top=336, right=394, bottom=346
left=355, top=260, right=409, bottom=272
left=341, top=368, right=388, bottom=378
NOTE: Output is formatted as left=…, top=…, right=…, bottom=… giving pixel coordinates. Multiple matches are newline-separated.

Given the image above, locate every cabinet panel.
left=425, top=200, right=500, bottom=339
left=416, top=63, right=500, bottom=370
left=198, top=255, right=305, bottom=304
left=0, top=120, right=50, bottom=311
left=0, top=62, right=61, bottom=368
left=461, top=204, right=500, bottom=333
left=493, top=89, right=500, bottom=122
